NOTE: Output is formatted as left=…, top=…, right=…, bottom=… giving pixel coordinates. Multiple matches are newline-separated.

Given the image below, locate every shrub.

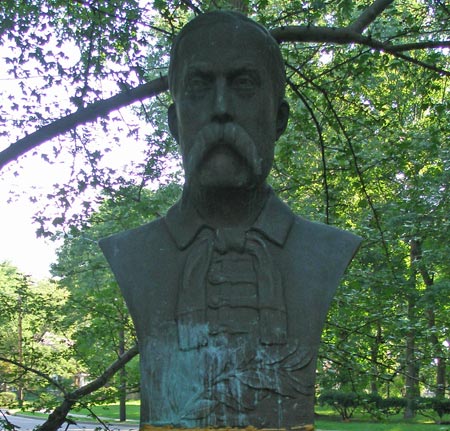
left=359, top=393, right=382, bottom=419
left=431, top=397, right=450, bottom=422
left=415, top=397, right=450, bottom=423
left=413, top=396, right=450, bottom=423
left=431, top=397, right=450, bottom=419
left=319, top=390, right=359, bottom=420
left=0, top=391, right=17, bottom=407
left=358, top=394, right=406, bottom=419
left=379, top=397, right=407, bottom=417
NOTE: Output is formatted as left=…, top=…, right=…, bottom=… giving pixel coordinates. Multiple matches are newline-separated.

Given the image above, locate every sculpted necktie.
left=176, top=227, right=287, bottom=350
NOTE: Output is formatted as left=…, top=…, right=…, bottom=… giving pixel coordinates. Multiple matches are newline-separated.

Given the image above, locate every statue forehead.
left=173, top=18, right=271, bottom=67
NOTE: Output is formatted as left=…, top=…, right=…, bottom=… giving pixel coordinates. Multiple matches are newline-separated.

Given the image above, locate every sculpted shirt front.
left=100, top=189, right=361, bottom=428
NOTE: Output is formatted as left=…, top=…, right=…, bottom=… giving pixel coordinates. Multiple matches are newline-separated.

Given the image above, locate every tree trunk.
left=370, top=321, right=382, bottom=394
left=404, top=319, right=419, bottom=419
left=17, top=291, right=24, bottom=408
left=404, top=241, right=420, bottom=419
left=435, top=356, right=446, bottom=397
left=411, top=239, right=447, bottom=397
left=427, top=308, right=446, bottom=397
left=119, top=328, right=127, bottom=422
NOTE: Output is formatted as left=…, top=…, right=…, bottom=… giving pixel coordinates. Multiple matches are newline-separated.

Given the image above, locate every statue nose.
left=212, top=79, right=232, bottom=123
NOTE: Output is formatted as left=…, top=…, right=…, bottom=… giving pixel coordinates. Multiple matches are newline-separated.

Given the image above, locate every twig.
left=0, top=356, right=67, bottom=395
left=286, top=77, right=330, bottom=224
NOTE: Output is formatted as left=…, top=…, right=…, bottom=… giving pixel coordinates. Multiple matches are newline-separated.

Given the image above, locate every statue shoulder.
left=99, top=217, right=169, bottom=268
left=294, top=214, right=361, bottom=247
left=290, top=214, right=362, bottom=272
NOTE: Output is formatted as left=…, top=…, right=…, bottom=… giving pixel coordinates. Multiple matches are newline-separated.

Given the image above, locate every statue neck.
left=184, top=183, right=269, bottom=229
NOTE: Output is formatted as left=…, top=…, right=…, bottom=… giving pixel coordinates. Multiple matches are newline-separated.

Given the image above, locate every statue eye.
left=231, top=72, right=259, bottom=95
left=186, top=75, right=212, bottom=96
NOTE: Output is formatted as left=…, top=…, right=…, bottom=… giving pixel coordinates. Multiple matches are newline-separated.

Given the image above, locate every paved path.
left=1, top=411, right=139, bottom=431
left=1, top=411, right=333, bottom=431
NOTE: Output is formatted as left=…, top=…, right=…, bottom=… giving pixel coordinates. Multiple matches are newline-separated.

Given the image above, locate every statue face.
left=169, top=20, right=289, bottom=190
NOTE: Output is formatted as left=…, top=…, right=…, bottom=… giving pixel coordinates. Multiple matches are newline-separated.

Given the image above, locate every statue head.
left=168, top=11, right=289, bottom=190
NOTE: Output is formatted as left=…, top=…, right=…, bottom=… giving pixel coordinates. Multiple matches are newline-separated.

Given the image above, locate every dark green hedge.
left=318, top=390, right=450, bottom=422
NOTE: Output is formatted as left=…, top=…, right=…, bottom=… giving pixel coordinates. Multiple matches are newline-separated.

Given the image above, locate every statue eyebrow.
left=184, top=64, right=261, bottom=82
left=228, top=67, right=261, bottom=82
left=185, top=64, right=213, bottom=76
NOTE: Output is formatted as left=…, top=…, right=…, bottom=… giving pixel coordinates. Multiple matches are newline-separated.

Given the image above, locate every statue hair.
left=168, top=11, right=286, bottom=101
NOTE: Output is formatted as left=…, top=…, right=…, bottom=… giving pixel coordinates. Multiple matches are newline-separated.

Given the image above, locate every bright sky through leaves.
left=0, top=44, right=152, bottom=278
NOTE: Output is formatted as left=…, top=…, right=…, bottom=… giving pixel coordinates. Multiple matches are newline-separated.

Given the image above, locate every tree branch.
left=348, top=0, right=395, bottom=34
left=271, top=26, right=450, bottom=77
left=37, top=344, right=139, bottom=431
left=271, top=25, right=367, bottom=44
left=0, top=76, right=168, bottom=171
left=0, top=355, right=67, bottom=394
left=1, top=23, right=449, bottom=171
left=410, top=239, right=434, bottom=287
left=386, top=40, right=450, bottom=52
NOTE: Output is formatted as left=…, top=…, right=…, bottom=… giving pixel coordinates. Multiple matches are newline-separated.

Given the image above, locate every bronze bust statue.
left=100, top=11, right=361, bottom=431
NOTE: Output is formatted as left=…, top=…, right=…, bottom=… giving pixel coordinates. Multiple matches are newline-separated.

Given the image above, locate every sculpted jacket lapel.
left=165, top=189, right=295, bottom=350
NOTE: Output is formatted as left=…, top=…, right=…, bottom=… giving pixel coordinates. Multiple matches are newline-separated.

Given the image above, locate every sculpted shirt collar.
left=164, top=187, right=295, bottom=250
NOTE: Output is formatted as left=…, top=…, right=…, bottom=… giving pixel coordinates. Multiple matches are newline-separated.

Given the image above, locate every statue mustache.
left=185, top=123, right=263, bottom=177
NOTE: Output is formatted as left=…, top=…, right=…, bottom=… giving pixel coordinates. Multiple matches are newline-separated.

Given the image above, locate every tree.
left=1, top=1, right=448, bottom=174
left=0, top=262, right=74, bottom=407
left=0, top=261, right=142, bottom=431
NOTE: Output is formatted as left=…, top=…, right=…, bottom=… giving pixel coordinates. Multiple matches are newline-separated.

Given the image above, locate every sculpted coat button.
left=209, top=294, right=220, bottom=307
left=208, top=272, right=227, bottom=284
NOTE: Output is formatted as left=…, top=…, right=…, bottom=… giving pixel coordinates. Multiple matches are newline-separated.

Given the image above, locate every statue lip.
left=201, top=143, right=246, bottom=165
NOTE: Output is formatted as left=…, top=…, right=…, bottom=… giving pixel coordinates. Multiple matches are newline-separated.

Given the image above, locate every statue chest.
left=206, top=251, right=258, bottom=336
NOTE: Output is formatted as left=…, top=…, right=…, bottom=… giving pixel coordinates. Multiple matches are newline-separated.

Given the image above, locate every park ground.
left=11, top=402, right=450, bottom=431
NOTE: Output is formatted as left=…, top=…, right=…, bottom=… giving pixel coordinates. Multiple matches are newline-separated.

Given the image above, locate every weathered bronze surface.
left=100, top=11, right=361, bottom=430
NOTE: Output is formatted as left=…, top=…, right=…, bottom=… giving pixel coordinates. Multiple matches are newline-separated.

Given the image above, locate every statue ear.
left=275, top=100, right=290, bottom=140
left=168, top=103, right=179, bottom=142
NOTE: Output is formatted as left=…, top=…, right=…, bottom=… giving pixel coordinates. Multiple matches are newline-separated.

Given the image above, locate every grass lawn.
left=70, top=400, right=140, bottom=421
left=17, top=402, right=450, bottom=430
left=73, top=404, right=450, bottom=430
left=315, top=407, right=450, bottom=431
left=316, top=418, right=450, bottom=430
